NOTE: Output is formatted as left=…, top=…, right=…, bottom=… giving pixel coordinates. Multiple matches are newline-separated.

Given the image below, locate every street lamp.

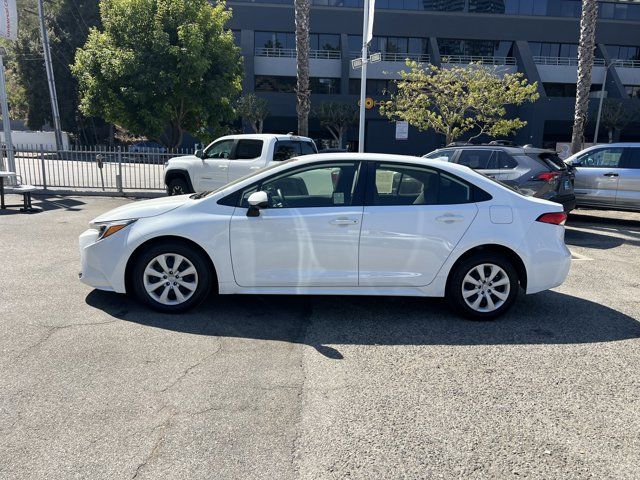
left=593, top=60, right=620, bottom=145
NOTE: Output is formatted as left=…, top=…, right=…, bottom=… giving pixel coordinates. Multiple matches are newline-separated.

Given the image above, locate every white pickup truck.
left=164, top=133, right=317, bottom=195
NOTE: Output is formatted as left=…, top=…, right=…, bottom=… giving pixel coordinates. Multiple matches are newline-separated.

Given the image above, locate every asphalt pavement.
left=0, top=195, right=638, bottom=479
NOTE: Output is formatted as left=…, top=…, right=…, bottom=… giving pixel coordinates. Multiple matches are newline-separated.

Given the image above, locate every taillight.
left=536, top=171, right=561, bottom=182
left=536, top=212, right=567, bottom=226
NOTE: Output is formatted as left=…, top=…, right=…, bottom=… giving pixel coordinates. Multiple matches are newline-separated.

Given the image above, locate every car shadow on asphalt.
left=566, top=214, right=640, bottom=249
left=86, top=290, right=640, bottom=359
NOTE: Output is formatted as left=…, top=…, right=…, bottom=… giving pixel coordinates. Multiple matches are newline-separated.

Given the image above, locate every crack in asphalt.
left=158, top=343, right=223, bottom=394
left=16, top=320, right=119, bottom=359
left=131, top=407, right=176, bottom=479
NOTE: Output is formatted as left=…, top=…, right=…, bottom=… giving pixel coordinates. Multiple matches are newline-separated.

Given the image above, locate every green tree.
left=379, top=61, right=539, bottom=145
left=313, top=101, right=357, bottom=148
left=10, top=0, right=104, bottom=142
left=73, top=0, right=242, bottom=148
left=236, top=93, right=269, bottom=133
left=594, top=98, right=640, bottom=143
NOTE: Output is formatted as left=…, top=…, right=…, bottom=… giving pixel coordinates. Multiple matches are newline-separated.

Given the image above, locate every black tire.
left=131, top=241, right=212, bottom=313
left=167, top=177, right=190, bottom=196
left=446, top=252, right=519, bottom=320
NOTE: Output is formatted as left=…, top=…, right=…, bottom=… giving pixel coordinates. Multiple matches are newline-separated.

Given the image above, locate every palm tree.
left=570, top=0, right=599, bottom=154
left=294, top=0, right=311, bottom=137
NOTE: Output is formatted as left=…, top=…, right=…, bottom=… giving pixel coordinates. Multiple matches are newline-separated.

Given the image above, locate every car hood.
left=91, top=195, right=191, bottom=224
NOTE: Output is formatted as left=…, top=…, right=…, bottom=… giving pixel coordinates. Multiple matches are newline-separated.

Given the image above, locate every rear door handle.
left=603, top=172, right=619, bottom=177
left=436, top=214, right=464, bottom=223
left=330, top=218, right=359, bottom=226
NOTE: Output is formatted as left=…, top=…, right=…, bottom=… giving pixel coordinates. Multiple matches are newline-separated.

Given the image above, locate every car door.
left=456, top=149, right=503, bottom=180
left=229, top=161, right=364, bottom=287
left=227, top=139, right=266, bottom=182
left=198, top=139, right=234, bottom=190
left=572, top=147, right=625, bottom=206
left=359, top=162, right=478, bottom=287
left=616, top=147, right=640, bottom=210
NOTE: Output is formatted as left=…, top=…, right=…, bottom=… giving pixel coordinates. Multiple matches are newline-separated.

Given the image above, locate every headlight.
left=91, top=219, right=137, bottom=240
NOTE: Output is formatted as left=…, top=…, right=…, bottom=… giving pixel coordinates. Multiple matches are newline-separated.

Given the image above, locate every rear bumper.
left=549, top=194, right=576, bottom=213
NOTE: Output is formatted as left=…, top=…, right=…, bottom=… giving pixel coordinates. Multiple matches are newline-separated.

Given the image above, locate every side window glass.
left=624, top=148, right=640, bottom=169
left=578, top=148, right=624, bottom=168
left=439, top=172, right=472, bottom=204
left=273, top=141, right=300, bottom=161
left=425, top=150, right=454, bottom=161
left=299, top=142, right=317, bottom=155
left=457, top=150, right=494, bottom=170
left=242, top=163, right=359, bottom=208
left=234, top=140, right=263, bottom=160
left=371, top=164, right=439, bottom=206
left=496, top=151, right=518, bottom=169
left=204, top=140, right=234, bottom=159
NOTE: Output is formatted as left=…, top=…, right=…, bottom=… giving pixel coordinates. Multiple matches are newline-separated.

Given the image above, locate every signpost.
left=354, top=0, right=376, bottom=153
left=0, top=0, right=17, bottom=172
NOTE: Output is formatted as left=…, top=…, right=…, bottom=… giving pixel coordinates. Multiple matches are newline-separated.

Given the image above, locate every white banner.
left=365, top=0, right=375, bottom=44
left=0, top=0, right=17, bottom=40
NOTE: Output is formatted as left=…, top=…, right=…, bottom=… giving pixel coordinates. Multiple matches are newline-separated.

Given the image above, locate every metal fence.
left=7, top=144, right=194, bottom=193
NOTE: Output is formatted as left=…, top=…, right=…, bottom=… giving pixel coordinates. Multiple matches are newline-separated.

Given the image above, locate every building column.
left=598, top=43, right=627, bottom=99
left=241, top=29, right=255, bottom=94
left=427, top=37, right=441, bottom=67
left=513, top=40, right=546, bottom=98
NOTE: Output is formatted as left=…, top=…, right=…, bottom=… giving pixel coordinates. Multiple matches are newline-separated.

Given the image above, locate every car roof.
left=433, top=145, right=553, bottom=154
left=215, top=133, right=314, bottom=142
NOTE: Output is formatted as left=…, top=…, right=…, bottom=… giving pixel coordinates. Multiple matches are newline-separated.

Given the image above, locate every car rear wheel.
left=131, top=242, right=211, bottom=313
left=446, top=253, right=519, bottom=320
left=167, top=177, right=190, bottom=196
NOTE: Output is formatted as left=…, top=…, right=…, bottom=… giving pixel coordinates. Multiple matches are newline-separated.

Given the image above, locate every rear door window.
left=576, top=148, right=625, bottom=168
left=495, top=151, right=518, bottom=169
left=273, top=141, right=300, bottom=161
left=457, top=150, right=495, bottom=170
left=424, top=149, right=456, bottom=161
left=234, top=140, right=264, bottom=160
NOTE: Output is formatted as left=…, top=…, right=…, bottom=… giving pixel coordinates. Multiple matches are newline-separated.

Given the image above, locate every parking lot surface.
left=1, top=195, right=639, bottom=479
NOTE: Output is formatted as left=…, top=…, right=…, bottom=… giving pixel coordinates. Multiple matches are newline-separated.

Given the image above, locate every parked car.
left=424, top=144, right=576, bottom=212
left=79, top=153, right=571, bottom=320
left=164, top=133, right=317, bottom=195
left=127, top=141, right=167, bottom=164
left=564, top=143, right=640, bottom=212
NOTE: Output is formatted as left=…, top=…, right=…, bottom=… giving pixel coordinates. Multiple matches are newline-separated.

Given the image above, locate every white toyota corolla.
left=79, top=153, right=571, bottom=319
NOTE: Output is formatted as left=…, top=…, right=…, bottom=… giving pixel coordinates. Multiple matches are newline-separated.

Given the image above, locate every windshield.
left=191, top=158, right=298, bottom=199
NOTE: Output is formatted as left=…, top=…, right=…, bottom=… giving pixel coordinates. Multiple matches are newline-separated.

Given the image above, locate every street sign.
left=395, top=121, right=409, bottom=140
left=370, top=52, right=382, bottom=63
left=351, top=57, right=363, bottom=69
left=0, top=0, right=17, bottom=40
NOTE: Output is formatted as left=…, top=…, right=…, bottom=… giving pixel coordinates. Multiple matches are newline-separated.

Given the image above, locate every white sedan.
left=79, top=153, right=571, bottom=319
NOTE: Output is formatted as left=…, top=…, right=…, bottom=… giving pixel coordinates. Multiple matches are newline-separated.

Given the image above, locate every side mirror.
left=195, top=149, right=204, bottom=159
left=247, top=191, right=268, bottom=217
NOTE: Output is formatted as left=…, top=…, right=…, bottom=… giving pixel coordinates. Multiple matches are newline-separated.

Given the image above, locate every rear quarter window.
left=528, top=152, right=567, bottom=171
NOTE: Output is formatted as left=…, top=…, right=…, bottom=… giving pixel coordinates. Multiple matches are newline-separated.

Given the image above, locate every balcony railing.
left=612, top=58, right=640, bottom=68
left=533, top=56, right=606, bottom=67
left=254, top=47, right=341, bottom=59
left=442, top=55, right=516, bottom=65
left=348, top=51, right=430, bottom=63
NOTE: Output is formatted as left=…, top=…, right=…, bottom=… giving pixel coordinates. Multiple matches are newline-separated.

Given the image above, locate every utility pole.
left=37, top=0, right=63, bottom=150
left=357, top=0, right=370, bottom=153
left=0, top=47, right=15, bottom=172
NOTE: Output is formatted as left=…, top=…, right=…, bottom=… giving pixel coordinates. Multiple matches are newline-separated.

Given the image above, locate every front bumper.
left=78, top=229, right=128, bottom=292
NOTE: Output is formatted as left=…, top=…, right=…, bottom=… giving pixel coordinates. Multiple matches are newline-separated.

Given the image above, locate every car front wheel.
left=131, top=242, right=212, bottom=313
left=167, top=177, right=190, bottom=196
left=446, top=253, right=519, bottom=320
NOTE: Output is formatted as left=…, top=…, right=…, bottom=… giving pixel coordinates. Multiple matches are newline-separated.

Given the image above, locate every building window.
left=439, top=39, right=513, bottom=57
left=530, top=42, right=579, bottom=58
left=626, top=85, right=640, bottom=98
left=310, top=34, right=341, bottom=51
left=348, top=35, right=428, bottom=59
left=348, top=78, right=396, bottom=96
left=255, top=75, right=297, bottom=93
left=255, top=76, right=340, bottom=94
left=607, top=45, right=640, bottom=61
left=310, top=77, right=341, bottom=94
left=543, top=83, right=602, bottom=97
left=255, top=31, right=295, bottom=51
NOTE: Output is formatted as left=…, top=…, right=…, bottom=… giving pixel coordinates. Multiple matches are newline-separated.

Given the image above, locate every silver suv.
left=565, top=143, right=640, bottom=212
left=424, top=144, right=576, bottom=212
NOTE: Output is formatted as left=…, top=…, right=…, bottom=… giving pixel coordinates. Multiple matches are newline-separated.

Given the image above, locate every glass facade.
left=439, top=39, right=514, bottom=57
left=255, top=32, right=340, bottom=51
left=255, top=76, right=341, bottom=94
left=607, top=45, right=640, bottom=60
left=232, top=0, right=640, bottom=21
left=348, top=35, right=428, bottom=54
left=348, top=78, right=397, bottom=95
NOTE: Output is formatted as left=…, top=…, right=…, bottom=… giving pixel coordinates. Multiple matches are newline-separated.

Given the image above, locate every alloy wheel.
left=143, top=253, right=198, bottom=305
left=461, top=263, right=511, bottom=313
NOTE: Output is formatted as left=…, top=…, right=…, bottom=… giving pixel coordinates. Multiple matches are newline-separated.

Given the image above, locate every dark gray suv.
left=424, top=144, right=576, bottom=212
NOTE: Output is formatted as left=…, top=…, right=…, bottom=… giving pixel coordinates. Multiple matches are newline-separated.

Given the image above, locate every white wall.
left=0, top=130, right=70, bottom=148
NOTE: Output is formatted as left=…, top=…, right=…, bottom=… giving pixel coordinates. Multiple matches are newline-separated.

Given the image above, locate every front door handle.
left=330, top=218, right=359, bottom=226
left=436, top=214, right=464, bottom=223
left=603, top=172, right=619, bottom=177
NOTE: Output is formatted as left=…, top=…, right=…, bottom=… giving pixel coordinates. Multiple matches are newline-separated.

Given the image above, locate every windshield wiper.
left=190, top=191, right=211, bottom=199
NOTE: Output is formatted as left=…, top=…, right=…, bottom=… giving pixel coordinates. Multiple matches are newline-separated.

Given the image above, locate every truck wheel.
left=167, top=177, right=190, bottom=196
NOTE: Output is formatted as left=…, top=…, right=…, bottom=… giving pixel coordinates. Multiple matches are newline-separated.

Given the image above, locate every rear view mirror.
left=195, top=149, right=204, bottom=159
left=247, top=191, right=268, bottom=217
